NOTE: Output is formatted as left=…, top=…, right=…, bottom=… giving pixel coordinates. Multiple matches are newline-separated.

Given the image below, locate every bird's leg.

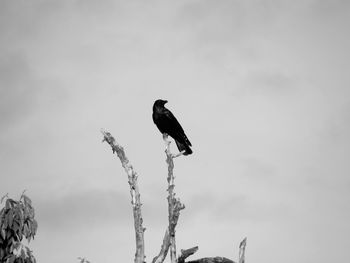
left=171, top=150, right=186, bottom=158
left=163, top=133, right=185, bottom=158
left=163, top=133, right=171, bottom=153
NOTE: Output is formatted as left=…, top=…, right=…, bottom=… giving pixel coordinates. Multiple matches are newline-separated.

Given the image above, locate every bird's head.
left=154, top=99, right=168, bottom=108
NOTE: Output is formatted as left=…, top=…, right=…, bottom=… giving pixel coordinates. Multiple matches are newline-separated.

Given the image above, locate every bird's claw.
left=163, top=133, right=171, bottom=147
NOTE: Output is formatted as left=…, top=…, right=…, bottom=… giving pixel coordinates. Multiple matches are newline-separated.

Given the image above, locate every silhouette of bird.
left=152, top=99, right=192, bottom=156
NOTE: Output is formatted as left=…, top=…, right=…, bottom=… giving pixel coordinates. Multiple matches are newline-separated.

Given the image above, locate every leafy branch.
left=0, top=192, right=37, bottom=263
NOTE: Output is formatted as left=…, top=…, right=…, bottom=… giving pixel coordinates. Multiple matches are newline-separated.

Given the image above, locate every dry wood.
left=178, top=246, right=199, bottom=263
left=152, top=135, right=185, bottom=263
left=239, top=238, right=247, bottom=263
left=187, top=257, right=235, bottom=263
left=101, top=129, right=145, bottom=263
left=101, top=129, right=246, bottom=263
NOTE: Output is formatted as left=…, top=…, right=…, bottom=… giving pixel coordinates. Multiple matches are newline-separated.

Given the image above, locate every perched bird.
left=152, top=99, right=192, bottom=156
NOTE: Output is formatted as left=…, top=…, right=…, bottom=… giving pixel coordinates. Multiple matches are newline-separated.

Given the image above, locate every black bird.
left=152, top=99, right=192, bottom=156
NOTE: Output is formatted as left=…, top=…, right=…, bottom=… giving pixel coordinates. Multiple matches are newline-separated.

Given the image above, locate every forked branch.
left=101, top=129, right=246, bottom=263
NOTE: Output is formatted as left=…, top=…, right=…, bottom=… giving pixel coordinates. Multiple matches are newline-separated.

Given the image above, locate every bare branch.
left=152, top=229, right=170, bottom=263
left=165, top=136, right=184, bottom=263
left=101, top=129, right=244, bottom=263
left=238, top=238, right=247, bottom=263
left=187, top=257, right=235, bottom=263
left=176, top=237, right=248, bottom=263
left=152, top=135, right=185, bottom=263
left=152, top=199, right=184, bottom=263
left=178, top=246, right=199, bottom=263
left=101, top=129, right=145, bottom=263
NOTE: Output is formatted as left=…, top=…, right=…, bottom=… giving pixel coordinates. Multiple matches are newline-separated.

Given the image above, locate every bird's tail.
left=175, top=140, right=193, bottom=155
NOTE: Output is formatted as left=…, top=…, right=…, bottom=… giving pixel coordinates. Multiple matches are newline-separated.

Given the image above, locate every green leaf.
left=18, top=208, right=24, bottom=223
left=13, top=241, right=21, bottom=250
left=8, top=255, right=16, bottom=263
left=20, top=248, right=26, bottom=259
left=1, top=228, right=6, bottom=239
left=31, top=220, right=38, bottom=236
left=5, top=199, right=13, bottom=209
left=1, top=194, right=9, bottom=204
left=7, top=237, right=14, bottom=253
left=23, top=224, right=29, bottom=238
left=22, top=195, right=32, bottom=208
left=6, top=229, right=12, bottom=240
left=12, top=220, right=19, bottom=234
left=8, top=210, right=13, bottom=228
left=0, top=207, right=5, bottom=218
left=3, top=215, right=8, bottom=229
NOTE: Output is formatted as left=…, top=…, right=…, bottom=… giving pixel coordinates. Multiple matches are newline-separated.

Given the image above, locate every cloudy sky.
left=1, top=0, right=350, bottom=262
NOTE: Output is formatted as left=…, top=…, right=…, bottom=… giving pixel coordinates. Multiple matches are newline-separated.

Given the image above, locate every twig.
left=101, top=129, right=145, bottom=263
left=238, top=238, right=247, bottom=263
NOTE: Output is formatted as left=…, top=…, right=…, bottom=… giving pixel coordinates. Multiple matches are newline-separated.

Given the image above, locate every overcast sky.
left=1, top=0, right=350, bottom=262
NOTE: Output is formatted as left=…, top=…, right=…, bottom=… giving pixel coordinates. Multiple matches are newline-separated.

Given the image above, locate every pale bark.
left=238, top=238, right=247, bottom=263
left=101, top=129, right=145, bottom=263
left=152, top=135, right=185, bottom=263
left=101, top=129, right=246, bottom=263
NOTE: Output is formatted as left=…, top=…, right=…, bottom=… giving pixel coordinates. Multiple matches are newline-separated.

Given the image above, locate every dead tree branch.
left=152, top=135, right=185, bottom=263
left=178, top=246, right=199, bottom=263
left=101, top=129, right=246, bottom=263
left=165, top=136, right=184, bottom=263
left=238, top=238, right=247, bottom=263
left=179, top=237, right=247, bottom=263
left=151, top=196, right=184, bottom=263
left=101, top=129, right=145, bottom=263
left=186, top=257, right=235, bottom=263
left=152, top=228, right=171, bottom=263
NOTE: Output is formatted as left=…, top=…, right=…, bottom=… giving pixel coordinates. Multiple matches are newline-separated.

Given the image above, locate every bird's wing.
left=163, top=109, right=192, bottom=146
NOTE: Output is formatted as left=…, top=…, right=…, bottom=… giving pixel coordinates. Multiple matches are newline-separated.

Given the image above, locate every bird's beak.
left=164, top=100, right=168, bottom=104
